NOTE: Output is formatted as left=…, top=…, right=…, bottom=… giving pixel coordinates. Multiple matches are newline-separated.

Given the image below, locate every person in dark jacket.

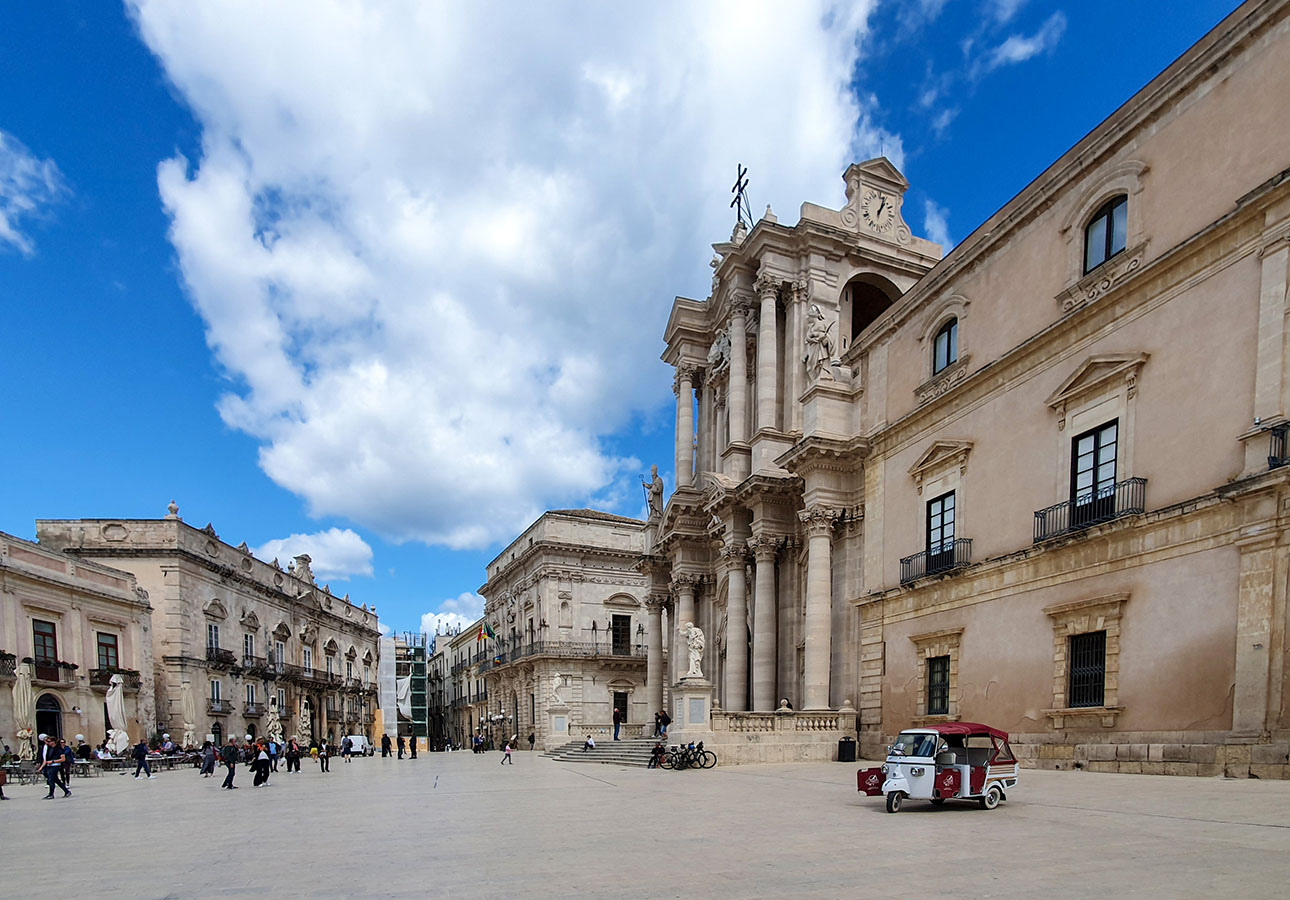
left=133, top=739, right=155, bottom=779
left=285, top=738, right=302, bottom=773
left=381, top=733, right=392, bottom=757
left=220, top=737, right=239, bottom=789
left=200, top=741, right=217, bottom=777
left=37, top=735, right=71, bottom=799
left=397, top=734, right=405, bottom=759
left=59, top=738, right=76, bottom=787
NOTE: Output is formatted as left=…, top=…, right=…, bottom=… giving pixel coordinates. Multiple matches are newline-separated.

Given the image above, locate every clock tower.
left=839, top=157, right=913, bottom=245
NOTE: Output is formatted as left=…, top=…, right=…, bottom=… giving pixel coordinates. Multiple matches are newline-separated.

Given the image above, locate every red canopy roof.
left=924, top=722, right=1010, bottom=741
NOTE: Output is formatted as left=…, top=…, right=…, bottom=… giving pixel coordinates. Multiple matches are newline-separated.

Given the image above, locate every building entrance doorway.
left=613, top=691, right=628, bottom=724
left=36, top=693, right=63, bottom=740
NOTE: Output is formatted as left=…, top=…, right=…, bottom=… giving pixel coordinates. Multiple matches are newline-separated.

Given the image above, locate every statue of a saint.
left=550, top=672, right=565, bottom=705
left=683, top=621, right=705, bottom=679
left=706, top=327, right=731, bottom=374
left=642, top=465, right=664, bottom=520
left=803, top=304, right=835, bottom=382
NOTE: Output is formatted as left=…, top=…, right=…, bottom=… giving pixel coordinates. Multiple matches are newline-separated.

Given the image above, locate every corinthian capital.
left=746, top=534, right=781, bottom=561
left=672, top=364, right=699, bottom=394
left=754, top=270, right=781, bottom=298
left=798, top=505, right=839, bottom=537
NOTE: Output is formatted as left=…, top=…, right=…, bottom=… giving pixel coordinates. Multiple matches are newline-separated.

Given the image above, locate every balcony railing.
left=244, top=701, right=263, bottom=717
left=479, top=640, right=648, bottom=672
left=900, top=538, right=973, bottom=585
left=206, top=646, right=237, bottom=667
left=1034, top=477, right=1147, bottom=543
left=242, top=654, right=269, bottom=674
left=1269, top=425, right=1288, bottom=469
left=208, top=698, right=231, bottom=715
left=29, top=658, right=77, bottom=683
left=1, top=652, right=16, bottom=678
left=89, top=667, right=142, bottom=690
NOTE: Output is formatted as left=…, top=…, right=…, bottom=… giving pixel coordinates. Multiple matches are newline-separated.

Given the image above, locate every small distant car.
left=858, top=722, right=1019, bottom=812
left=343, top=735, right=375, bottom=756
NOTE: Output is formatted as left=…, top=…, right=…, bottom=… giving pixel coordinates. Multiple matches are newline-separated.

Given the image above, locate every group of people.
left=379, top=733, right=417, bottom=758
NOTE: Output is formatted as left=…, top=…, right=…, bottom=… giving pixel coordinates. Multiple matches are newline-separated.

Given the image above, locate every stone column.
left=755, top=272, right=780, bottom=432
left=698, top=379, right=713, bottom=474
left=723, top=544, right=749, bottom=712
left=788, top=279, right=809, bottom=433
left=800, top=506, right=836, bottom=710
left=646, top=597, right=665, bottom=716
left=749, top=535, right=779, bottom=710
left=1233, top=532, right=1278, bottom=737
left=674, top=366, right=696, bottom=488
left=728, top=303, right=749, bottom=445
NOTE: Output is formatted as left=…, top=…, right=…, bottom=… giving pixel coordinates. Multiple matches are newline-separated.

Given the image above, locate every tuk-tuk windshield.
left=889, top=732, right=939, bottom=758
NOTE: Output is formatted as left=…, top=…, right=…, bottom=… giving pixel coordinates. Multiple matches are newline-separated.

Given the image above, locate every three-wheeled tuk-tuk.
left=857, top=722, right=1019, bottom=812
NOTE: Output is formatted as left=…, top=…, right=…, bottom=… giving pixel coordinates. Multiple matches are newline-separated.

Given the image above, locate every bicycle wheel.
left=700, top=750, right=717, bottom=769
left=660, top=752, right=674, bottom=769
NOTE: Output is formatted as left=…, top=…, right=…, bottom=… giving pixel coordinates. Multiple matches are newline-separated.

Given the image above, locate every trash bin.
left=838, top=737, right=857, bottom=763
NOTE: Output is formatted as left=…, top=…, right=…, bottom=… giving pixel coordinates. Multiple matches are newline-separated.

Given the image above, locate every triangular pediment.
left=1046, top=353, right=1149, bottom=410
left=908, top=441, right=973, bottom=483
left=845, top=157, right=909, bottom=194
left=240, top=610, right=260, bottom=630
left=272, top=622, right=291, bottom=641
left=203, top=599, right=228, bottom=620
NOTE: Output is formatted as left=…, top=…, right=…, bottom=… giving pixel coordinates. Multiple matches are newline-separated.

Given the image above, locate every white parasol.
left=296, top=699, right=312, bottom=745
left=105, top=673, right=131, bottom=755
left=11, top=661, right=35, bottom=761
left=181, top=682, right=197, bottom=748
left=264, top=699, right=284, bottom=744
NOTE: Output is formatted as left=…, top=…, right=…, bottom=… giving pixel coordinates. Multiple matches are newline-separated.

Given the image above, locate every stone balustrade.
left=711, top=708, right=858, bottom=734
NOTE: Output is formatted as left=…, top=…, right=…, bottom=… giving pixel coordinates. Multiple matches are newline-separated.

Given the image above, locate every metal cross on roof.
left=730, top=163, right=753, bottom=230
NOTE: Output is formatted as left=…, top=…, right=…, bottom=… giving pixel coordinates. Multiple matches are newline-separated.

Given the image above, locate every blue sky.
left=0, top=1, right=1238, bottom=635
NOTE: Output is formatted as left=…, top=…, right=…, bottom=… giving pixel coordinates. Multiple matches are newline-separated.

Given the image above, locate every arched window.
left=846, top=275, right=901, bottom=344
left=1084, top=195, right=1127, bottom=273
left=932, top=318, right=958, bottom=374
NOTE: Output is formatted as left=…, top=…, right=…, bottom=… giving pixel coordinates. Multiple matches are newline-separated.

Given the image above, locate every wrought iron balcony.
left=1034, top=477, right=1147, bottom=543
left=1269, top=425, right=1288, bottom=469
left=1, top=651, right=16, bottom=678
left=29, top=658, right=77, bottom=683
left=900, top=538, right=973, bottom=584
left=89, top=667, right=142, bottom=690
left=478, top=640, right=647, bottom=672
left=208, top=698, right=231, bottom=715
left=242, top=654, right=269, bottom=675
left=244, top=701, right=264, bottom=717
left=206, top=646, right=237, bottom=667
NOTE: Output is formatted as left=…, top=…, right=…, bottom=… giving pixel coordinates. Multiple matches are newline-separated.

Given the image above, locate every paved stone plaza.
left=6, top=753, right=1289, bottom=898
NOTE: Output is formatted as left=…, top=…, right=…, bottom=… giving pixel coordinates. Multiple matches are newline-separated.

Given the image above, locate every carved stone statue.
left=643, top=465, right=664, bottom=520
left=706, top=327, right=731, bottom=374
left=293, top=554, right=316, bottom=584
left=803, top=304, right=836, bottom=382
left=683, top=621, right=706, bottom=679
left=550, top=673, right=565, bottom=705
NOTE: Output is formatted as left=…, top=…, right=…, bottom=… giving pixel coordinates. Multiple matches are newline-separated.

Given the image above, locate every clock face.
left=860, top=188, right=895, bottom=233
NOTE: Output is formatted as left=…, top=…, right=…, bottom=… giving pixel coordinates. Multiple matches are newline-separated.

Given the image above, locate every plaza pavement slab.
left=4, top=752, right=1289, bottom=899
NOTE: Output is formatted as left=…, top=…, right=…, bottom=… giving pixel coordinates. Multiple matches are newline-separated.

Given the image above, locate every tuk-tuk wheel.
left=979, top=784, right=1002, bottom=810
left=885, top=791, right=904, bottom=813
left=929, top=797, right=945, bottom=806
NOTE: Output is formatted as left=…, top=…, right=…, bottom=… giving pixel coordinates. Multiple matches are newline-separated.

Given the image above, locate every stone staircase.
left=544, top=736, right=658, bottom=767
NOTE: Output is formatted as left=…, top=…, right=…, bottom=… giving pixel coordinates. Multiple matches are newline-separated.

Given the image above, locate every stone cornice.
left=777, top=435, right=869, bottom=475
left=733, top=473, right=804, bottom=505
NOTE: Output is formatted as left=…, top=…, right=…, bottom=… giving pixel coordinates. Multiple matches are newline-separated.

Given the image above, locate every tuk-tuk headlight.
left=880, top=764, right=887, bottom=775
left=911, top=766, right=925, bottom=776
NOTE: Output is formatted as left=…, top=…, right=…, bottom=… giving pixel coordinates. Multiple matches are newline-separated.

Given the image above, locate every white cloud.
left=420, top=592, right=486, bottom=635
left=988, top=0, right=1028, bottom=25
left=930, top=107, right=959, bottom=138
left=923, top=198, right=953, bottom=251
left=980, top=11, right=1066, bottom=73
left=253, top=527, right=374, bottom=581
left=127, top=1, right=889, bottom=549
left=0, top=129, right=65, bottom=256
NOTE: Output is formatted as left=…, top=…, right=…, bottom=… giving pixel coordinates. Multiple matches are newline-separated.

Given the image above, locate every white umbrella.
left=181, top=683, right=197, bottom=748
left=264, top=699, right=284, bottom=744
left=296, top=699, right=312, bottom=745
left=11, top=662, right=35, bottom=761
left=105, top=673, right=131, bottom=755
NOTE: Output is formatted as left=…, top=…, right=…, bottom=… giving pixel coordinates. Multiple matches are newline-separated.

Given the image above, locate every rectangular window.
left=303, top=647, right=313, bottom=672
left=97, top=632, right=119, bottom=670
left=246, top=683, right=256, bottom=704
left=326, top=655, right=334, bottom=676
left=346, top=660, right=354, bottom=680
left=926, top=490, right=956, bottom=571
left=33, top=619, right=57, bottom=663
left=1071, top=420, right=1118, bottom=527
left=210, top=679, right=221, bottom=701
left=207, top=623, right=220, bottom=651
left=927, top=655, right=950, bottom=715
left=277, top=688, right=286, bottom=712
left=243, top=633, right=255, bottom=658
left=611, top=614, right=631, bottom=655
left=275, top=640, right=285, bottom=666
left=1068, top=631, right=1107, bottom=708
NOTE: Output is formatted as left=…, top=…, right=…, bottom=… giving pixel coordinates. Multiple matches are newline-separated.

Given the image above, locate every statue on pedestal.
left=803, top=304, right=836, bottom=382
left=550, top=672, right=565, bottom=705
left=683, top=621, right=705, bottom=679
left=642, top=465, right=664, bottom=520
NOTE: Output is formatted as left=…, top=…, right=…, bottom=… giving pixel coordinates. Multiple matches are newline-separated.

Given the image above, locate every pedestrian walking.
left=37, top=736, right=71, bottom=799
left=659, top=709, right=671, bottom=739
left=500, top=741, right=513, bottom=764
left=527, top=731, right=535, bottom=752
left=200, top=741, right=216, bottom=777
left=269, top=739, right=279, bottom=772
left=397, top=734, right=405, bottom=759
left=285, top=738, right=301, bottom=773
left=410, top=736, right=417, bottom=759
left=132, top=738, right=155, bottom=779
left=612, top=706, right=622, bottom=741
left=221, top=737, right=239, bottom=789
left=381, top=733, right=392, bottom=757
left=59, top=738, right=76, bottom=787
left=653, top=711, right=661, bottom=738
left=341, top=735, right=353, bottom=762
left=253, top=741, right=271, bottom=787
left=318, top=739, right=330, bottom=772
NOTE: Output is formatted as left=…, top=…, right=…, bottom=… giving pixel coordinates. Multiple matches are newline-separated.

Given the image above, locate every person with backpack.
left=220, top=736, right=239, bottom=789
left=285, top=738, right=301, bottom=773
left=341, top=735, right=353, bottom=762
left=132, top=738, right=155, bottom=779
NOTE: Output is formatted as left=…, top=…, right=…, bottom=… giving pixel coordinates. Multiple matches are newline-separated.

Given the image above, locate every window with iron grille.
left=97, top=632, right=119, bottom=669
left=1068, top=631, right=1107, bottom=708
left=33, top=619, right=57, bottom=663
left=927, top=655, right=950, bottom=715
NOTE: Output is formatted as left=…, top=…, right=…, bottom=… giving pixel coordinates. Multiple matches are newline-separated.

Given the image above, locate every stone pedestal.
left=801, top=379, right=854, bottom=439
left=545, top=702, right=570, bottom=752
left=668, top=676, right=714, bottom=744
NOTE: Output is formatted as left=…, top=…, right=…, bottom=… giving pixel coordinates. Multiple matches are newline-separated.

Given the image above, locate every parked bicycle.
left=660, top=741, right=716, bottom=770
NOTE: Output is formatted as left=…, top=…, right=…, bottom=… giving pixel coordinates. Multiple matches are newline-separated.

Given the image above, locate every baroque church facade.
left=645, top=0, right=1290, bottom=776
